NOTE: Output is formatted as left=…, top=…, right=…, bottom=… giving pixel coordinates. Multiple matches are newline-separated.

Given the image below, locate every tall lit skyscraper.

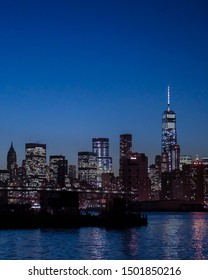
left=25, top=143, right=47, bottom=188
left=92, top=138, right=112, bottom=186
left=161, top=86, right=179, bottom=172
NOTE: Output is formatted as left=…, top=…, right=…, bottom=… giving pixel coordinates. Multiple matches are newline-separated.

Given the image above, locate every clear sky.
left=0, top=0, right=208, bottom=174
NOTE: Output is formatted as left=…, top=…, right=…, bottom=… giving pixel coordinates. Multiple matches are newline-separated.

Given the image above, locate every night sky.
left=0, top=0, right=208, bottom=174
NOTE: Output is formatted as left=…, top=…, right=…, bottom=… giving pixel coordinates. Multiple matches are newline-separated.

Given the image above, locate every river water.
left=0, top=212, right=208, bottom=260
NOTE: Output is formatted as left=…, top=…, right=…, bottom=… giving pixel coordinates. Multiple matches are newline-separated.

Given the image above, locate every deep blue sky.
left=0, top=0, right=208, bottom=174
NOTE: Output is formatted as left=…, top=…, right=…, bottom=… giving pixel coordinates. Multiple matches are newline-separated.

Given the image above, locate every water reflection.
left=191, top=213, right=208, bottom=259
left=78, top=228, right=110, bottom=259
left=1, top=213, right=208, bottom=259
left=162, top=216, right=183, bottom=259
left=127, top=228, right=139, bottom=257
left=90, top=228, right=108, bottom=259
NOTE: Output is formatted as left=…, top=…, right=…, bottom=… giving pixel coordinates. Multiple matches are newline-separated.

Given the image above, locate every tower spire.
left=168, top=84, right=170, bottom=112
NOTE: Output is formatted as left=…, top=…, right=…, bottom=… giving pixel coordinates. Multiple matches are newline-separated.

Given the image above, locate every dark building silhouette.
left=68, top=165, right=76, bottom=179
left=161, top=169, right=183, bottom=200
left=120, top=134, right=132, bottom=158
left=101, top=172, right=115, bottom=189
left=149, top=155, right=161, bottom=200
left=161, top=156, right=208, bottom=204
left=50, top=155, right=65, bottom=183
left=17, top=163, right=26, bottom=186
left=121, top=152, right=150, bottom=200
left=182, top=156, right=204, bottom=203
left=57, top=159, right=68, bottom=188
left=119, top=134, right=132, bottom=183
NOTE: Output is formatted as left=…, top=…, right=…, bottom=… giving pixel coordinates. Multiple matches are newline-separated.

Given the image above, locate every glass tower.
left=92, top=138, right=112, bottom=187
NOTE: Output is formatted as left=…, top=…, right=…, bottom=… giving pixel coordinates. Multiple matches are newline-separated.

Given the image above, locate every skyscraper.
left=92, top=138, right=112, bottom=187
left=49, top=155, right=68, bottom=187
left=161, top=86, right=179, bottom=172
left=25, top=143, right=47, bottom=188
left=7, top=142, right=17, bottom=180
left=78, top=151, right=97, bottom=187
left=120, top=152, right=149, bottom=200
left=120, top=134, right=132, bottom=158
left=49, top=155, right=65, bottom=182
left=119, top=134, right=132, bottom=183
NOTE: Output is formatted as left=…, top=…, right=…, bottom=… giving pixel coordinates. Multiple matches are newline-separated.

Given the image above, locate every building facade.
left=25, top=143, right=47, bottom=188
left=78, top=151, right=97, bottom=187
left=121, top=152, right=150, bottom=200
left=49, top=155, right=66, bottom=183
left=182, top=157, right=205, bottom=203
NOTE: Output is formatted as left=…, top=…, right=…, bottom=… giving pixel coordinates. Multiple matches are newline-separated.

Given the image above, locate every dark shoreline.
left=0, top=210, right=148, bottom=229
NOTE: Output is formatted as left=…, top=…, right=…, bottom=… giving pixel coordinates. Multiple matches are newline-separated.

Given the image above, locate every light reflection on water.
left=191, top=213, right=208, bottom=259
left=0, top=212, right=208, bottom=259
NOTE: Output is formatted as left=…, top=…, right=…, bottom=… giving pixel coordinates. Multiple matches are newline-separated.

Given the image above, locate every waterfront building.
left=92, top=138, right=112, bottom=187
left=161, top=86, right=179, bottom=172
left=78, top=151, right=97, bottom=187
left=25, top=143, right=47, bottom=188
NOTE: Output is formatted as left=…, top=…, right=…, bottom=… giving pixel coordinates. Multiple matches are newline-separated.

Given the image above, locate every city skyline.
left=0, top=0, right=208, bottom=173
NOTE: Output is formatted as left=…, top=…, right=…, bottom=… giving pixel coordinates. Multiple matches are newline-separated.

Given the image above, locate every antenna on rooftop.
left=168, top=84, right=170, bottom=112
